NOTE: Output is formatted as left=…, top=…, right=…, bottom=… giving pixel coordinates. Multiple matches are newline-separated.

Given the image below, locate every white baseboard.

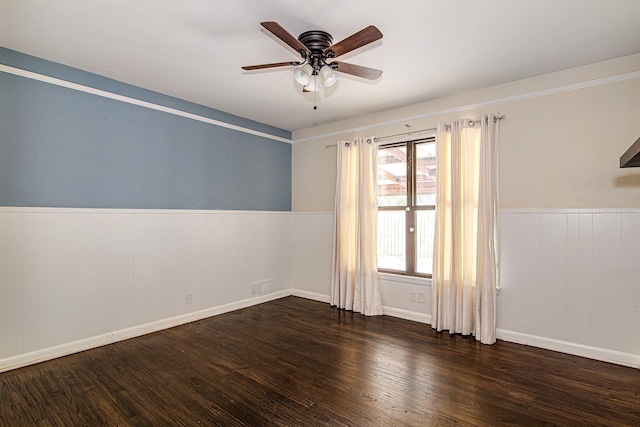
left=382, top=306, right=431, bottom=325
left=290, top=292, right=434, bottom=326
left=4, top=290, right=637, bottom=373
left=0, top=290, right=291, bottom=373
left=497, top=329, right=640, bottom=369
left=291, top=289, right=330, bottom=303
left=289, top=294, right=639, bottom=369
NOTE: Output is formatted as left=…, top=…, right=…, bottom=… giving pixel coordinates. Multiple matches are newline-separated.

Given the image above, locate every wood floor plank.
left=1, top=296, right=639, bottom=426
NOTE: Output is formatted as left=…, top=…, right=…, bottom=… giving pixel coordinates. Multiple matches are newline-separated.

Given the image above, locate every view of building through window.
left=377, top=139, right=436, bottom=276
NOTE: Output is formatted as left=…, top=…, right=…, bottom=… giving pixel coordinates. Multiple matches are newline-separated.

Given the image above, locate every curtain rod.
left=324, top=128, right=434, bottom=148
left=325, top=115, right=506, bottom=148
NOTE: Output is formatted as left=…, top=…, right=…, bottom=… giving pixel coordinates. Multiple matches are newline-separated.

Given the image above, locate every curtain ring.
left=344, top=142, right=351, bottom=147
left=468, top=120, right=475, bottom=127
left=366, top=138, right=371, bottom=144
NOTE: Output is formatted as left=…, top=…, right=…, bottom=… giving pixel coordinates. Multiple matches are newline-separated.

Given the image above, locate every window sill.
left=378, top=272, right=432, bottom=287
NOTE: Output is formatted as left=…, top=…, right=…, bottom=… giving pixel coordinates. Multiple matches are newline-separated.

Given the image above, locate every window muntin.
left=377, top=138, right=436, bottom=277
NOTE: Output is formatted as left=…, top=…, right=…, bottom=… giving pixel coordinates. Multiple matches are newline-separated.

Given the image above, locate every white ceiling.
left=2, top=0, right=640, bottom=132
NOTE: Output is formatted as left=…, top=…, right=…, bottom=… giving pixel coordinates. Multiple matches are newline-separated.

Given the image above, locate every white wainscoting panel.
left=2, top=208, right=638, bottom=371
left=499, top=210, right=640, bottom=367
left=290, top=212, right=334, bottom=296
left=0, top=208, right=292, bottom=371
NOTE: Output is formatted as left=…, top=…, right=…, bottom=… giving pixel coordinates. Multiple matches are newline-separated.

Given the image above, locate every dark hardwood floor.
left=1, top=296, right=638, bottom=426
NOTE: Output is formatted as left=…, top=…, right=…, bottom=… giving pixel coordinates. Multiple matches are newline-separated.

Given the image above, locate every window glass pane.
left=377, top=210, right=405, bottom=271
left=415, top=210, right=435, bottom=275
left=377, top=145, right=407, bottom=206
left=415, top=141, right=436, bottom=206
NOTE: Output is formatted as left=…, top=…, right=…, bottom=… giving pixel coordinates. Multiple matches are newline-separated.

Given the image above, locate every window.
left=377, top=137, right=436, bottom=277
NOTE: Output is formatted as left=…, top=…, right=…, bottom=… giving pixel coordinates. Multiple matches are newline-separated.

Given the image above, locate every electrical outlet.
left=410, top=291, right=417, bottom=303
left=185, top=293, right=192, bottom=305
left=417, top=292, right=425, bottom=303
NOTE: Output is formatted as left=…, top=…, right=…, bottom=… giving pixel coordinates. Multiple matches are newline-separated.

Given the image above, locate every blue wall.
left=0, top=47, right=292, bottom=211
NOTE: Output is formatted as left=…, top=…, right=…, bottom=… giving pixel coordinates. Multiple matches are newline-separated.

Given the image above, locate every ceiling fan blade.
left=332, top=62, right=383, bottom=80
left=242, top=61, right=297, bottom=71
left=324, top=25, right=383, bottom=58
left=261, top=21, right=311, bottom=56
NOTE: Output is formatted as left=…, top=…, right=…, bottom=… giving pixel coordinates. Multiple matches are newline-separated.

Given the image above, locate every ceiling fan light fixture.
left=320, top=65, right=338, bottom=87
left=303, top=75, right=322, bottom=92
left=293, top=63, right=313, bottom=85
left=243, top=22, right=383, bottom=107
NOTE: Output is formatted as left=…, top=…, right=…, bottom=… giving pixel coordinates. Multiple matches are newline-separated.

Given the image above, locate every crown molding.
left=0, top=64, right=292, bottom=144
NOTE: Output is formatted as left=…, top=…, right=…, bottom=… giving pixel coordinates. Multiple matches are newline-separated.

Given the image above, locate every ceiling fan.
left=242, top=22, right=383, bottom=93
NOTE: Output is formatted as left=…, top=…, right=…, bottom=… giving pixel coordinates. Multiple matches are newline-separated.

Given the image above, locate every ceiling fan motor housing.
left=298, top=30, right=333, bottom=53
left=298, top=30, right=334, bottom=74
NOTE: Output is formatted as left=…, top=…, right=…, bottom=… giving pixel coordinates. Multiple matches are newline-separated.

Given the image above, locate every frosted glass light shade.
left=320, top=65, right=338, bottom=87
left=293, top=64, right=313, bottom=85
left=303, top=75, right=322, bottom=92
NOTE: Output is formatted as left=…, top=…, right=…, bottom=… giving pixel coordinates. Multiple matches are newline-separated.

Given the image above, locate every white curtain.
left=331, top=137, right=383, bottom=316
left=431, top=115, right=500, bottom=344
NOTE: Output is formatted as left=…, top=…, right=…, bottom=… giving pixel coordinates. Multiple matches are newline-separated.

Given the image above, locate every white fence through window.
left=377, top=210, right=435, bottom=274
